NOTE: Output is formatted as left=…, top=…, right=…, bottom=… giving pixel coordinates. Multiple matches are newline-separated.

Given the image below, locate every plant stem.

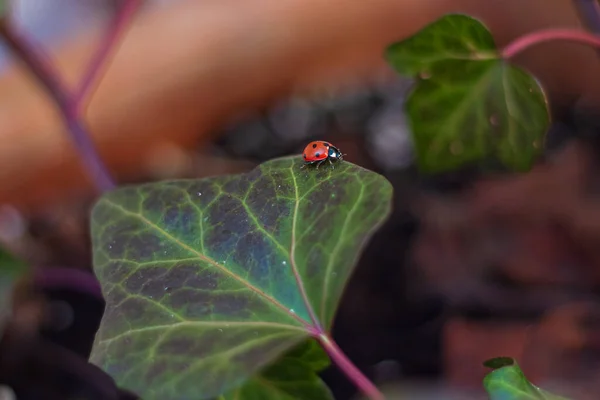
left=318, top=334, right=385, bottom=400
left=73, top=0, right=144, bottom=109
left=0, top=24, right=115, bottom=193
left=0, top=1, right=144, bottom=193
left=502, top=28, right=600, bottom=59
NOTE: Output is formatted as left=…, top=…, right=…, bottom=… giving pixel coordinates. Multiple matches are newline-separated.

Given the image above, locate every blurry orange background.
left=0, top=0, right=599, bottom=212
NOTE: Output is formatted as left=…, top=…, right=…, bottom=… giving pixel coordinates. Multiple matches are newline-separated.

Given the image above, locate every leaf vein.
left=101, top=199, right=310, bottom=327
left=319, top=177, right=365, bottom=324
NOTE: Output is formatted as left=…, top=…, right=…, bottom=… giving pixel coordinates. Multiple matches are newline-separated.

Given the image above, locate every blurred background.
left=2, top=0, right=600, bottom=399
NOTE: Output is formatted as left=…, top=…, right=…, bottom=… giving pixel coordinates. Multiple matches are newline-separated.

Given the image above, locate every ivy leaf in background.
left=0, top=247, right=28, bottom=335
left=483, top=357, right=570, bottom=400
left=90, top=156, right=392, bottom=400
left=218, top=339, right=333, bottom=400
left=385, top=14, right=550, bottom=174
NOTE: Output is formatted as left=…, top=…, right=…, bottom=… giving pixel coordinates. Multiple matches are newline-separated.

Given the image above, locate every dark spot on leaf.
left=167, top=289, right=212, bottom=317
left=157, top=336, right=198, bottom=357
left=213, top=293, right=250, bottom=316
left=145, top=360, right=168, bottom=382
left=125, top=233, right=165, bottom=262
left=119, top=297, right=176, bottom=329
left=186, top=270, right=219, bottom=290
left=163, top=265, right=202, bottom=290
left=139, top=271, right=172, bottom=301
left=223, top=177, right=249, bottom=195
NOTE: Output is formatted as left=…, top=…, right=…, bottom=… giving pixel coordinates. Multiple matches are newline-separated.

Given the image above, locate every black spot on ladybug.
left=312, top=143, right=317, bottom=148
left=303, top=154, right=307, bottom=159
left=315, top=152, right=321, bottom=157
left=323, top=142, right=330, bottom=147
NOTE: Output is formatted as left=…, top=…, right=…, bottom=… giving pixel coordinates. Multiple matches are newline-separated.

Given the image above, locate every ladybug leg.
left=328, top=158, right=335, bottom=170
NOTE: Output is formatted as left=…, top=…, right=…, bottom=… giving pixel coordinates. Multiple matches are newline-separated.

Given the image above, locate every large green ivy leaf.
left=385, top=14, right=550, bottom=173
left=90, top=156, right=392, bottom=399
left=218, top=339, right=333, bottom=400
left=0, top=247, right=28, bottom=335
left=483, top=357, right=570, bottom=400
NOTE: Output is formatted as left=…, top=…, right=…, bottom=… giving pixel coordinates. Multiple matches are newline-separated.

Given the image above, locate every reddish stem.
left=318, top=334, right=385, bottom=400
left=502, top=28, right=600, bottom=59
left=73, top=0, right=144, bottom=109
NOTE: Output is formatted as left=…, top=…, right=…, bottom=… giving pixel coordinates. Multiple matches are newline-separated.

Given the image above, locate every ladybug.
left=301, top=141, right=344, bottom=169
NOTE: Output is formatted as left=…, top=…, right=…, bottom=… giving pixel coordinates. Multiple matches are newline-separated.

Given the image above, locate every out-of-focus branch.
left=0, top=23, right=116, bottom=193
left=0, top=1, right=144, bottom=194
left=74, top=0, right=144, bottom=110
left=572, top=0, right=600, bottom=34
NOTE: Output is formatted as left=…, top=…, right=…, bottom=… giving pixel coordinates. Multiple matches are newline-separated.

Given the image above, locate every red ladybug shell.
left=302, top=141, right=330, bottom=162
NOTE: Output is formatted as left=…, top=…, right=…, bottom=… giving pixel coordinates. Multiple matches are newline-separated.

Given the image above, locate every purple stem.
left=318, top=334, right=385, bottom=400
left=0, top=23, right=115, bottom=193
left=73, top=0, right=144, bottom=108
left=0, top=1, right=144, bottom=194
left=573, top=0, right=600, bottom=34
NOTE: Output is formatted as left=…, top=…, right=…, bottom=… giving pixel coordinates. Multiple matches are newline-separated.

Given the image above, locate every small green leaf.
left=218, top=339, right=333, bottom=400
left=406, top=59, right=548, bottom=173
left=385, top=14, right=550, bottom=173
left=90, top=156, right=392, bottom=399
left=385, top=14, right=498, bottom=76
left=483, top=358, right=570, bottom=400
left=0, top=247, right=28, bottom=334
